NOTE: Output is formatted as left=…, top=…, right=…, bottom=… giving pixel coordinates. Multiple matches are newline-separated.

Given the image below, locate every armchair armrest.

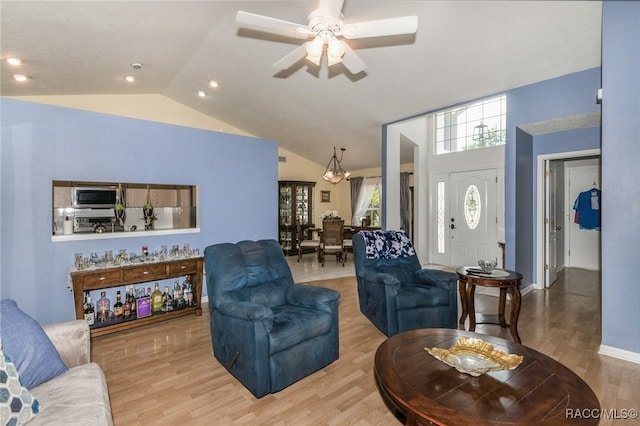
left=361, top=271, right=401, bottom=290
left=414, top=269, right=458, bottom=291
left=218, top=301, right=274, bottom=322
left=42, top=320, right=90, bottom=369
left=286, top=285, right=341, bottom=313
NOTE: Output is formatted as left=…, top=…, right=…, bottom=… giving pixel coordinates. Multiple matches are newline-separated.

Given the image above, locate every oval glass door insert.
left=464, top=185, right=481, bottom=230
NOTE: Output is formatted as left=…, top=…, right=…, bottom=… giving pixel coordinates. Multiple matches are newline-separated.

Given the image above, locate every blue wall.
left=601, top=1, right=640, bottom=355
left=1, top=99, right=278, bottom=325
left=505, top=68, right=602, bottom=287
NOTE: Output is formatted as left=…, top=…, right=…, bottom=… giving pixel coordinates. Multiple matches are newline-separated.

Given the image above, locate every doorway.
left=565, top=159, right=601, bottom=270
left=537, top=149, right=601, bottom=289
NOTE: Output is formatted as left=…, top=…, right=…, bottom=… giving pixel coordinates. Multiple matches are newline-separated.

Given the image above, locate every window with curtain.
left=352, top=177, right=381, bottom=227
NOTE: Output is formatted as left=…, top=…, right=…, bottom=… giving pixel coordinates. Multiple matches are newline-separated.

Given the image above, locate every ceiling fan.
left=236, top=0, right=418, bottom=74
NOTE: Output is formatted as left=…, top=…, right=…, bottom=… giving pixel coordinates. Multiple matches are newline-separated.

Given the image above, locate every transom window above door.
left=435, top=95, right=506, bottom=155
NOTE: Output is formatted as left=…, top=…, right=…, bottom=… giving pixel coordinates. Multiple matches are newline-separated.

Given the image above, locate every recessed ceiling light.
left=125, top=75, right=135, bottom=82
left=197, top=90, right=206, bottom=97
left=7, top=58, right=22, bottom=66
left=13, top=74, right=28, bottom=82
left=209, top=80, right=219, bottom=89
left=131, top=63, right=142, bottom=70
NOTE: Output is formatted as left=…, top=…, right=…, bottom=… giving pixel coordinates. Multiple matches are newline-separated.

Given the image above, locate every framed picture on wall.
left=321, top=190, right=331, bottom=202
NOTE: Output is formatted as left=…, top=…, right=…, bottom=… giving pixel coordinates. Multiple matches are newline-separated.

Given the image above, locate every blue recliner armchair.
left=353, top=230, right=458, bottom=336
left=204, top=239, right=341, bottom=398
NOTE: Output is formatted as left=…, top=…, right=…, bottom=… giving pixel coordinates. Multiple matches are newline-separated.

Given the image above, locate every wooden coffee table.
left=374, top=329, right=600, bottom=426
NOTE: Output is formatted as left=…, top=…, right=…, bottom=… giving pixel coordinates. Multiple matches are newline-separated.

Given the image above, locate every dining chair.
left=320, top=219, right=345, bottom=267
left=296, top=221, right=320, bottom=262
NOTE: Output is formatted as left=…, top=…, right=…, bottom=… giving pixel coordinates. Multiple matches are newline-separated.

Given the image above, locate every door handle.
left=555, top=225, right=562, bottom=231
left=450, top=223, right=456, bottom=230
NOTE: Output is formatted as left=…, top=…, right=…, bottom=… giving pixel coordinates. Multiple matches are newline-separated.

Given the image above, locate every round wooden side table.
left=457, top=266, right=523, bottom=343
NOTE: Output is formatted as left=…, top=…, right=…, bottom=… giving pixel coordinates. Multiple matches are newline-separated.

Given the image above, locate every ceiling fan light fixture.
left=327, top=38, right=345, bottom=58
left=236, top=3, right=419, bottom=74
left=327, top=38, right=345, bottom=66
left=305, top=36, right=324, bottom=65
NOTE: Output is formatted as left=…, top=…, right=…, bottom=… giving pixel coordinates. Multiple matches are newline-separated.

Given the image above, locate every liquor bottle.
left=151, top=282, right=163, bottom=313
left=123, top=295, right=131, bottom=319
left=123, top=288, right=132, bottom=319
left=83, top=292, right=95, bottom=326
left=172, top=280, right=182, bottom=308
left=97, top=291, right=111, bottom=322
left=128, top=288, right=136, bottom=316
left=161, top=286, right=173, bottom=312
left=113, top=291, right=123, bottom=319
left=182, top=276, right=193, bottom=306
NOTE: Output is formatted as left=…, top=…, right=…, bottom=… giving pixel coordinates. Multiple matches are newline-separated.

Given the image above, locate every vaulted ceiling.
left=1, top=1, right=602, bottom=170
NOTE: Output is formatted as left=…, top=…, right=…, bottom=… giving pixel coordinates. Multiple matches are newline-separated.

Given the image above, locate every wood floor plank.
left=92, top=269, right=639, bottom=425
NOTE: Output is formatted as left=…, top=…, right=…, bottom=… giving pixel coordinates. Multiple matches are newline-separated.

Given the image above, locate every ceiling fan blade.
left=236, top=11, right=309, bottom=39
left=273, top=43, right=310, bottom=70
left=341, top=15, right=418, bottom=39
left=341, top=43, right=367, bottom=74
left=318, top=0, right=344, bottom=20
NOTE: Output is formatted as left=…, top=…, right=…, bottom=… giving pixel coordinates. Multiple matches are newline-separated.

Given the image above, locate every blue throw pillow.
left=0, top=299, right=68, bottom=389
left=0, top=347, right=40, bottom=425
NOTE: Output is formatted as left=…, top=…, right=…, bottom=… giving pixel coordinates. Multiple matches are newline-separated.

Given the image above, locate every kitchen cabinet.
left=278, top=181, right=315, bottom=256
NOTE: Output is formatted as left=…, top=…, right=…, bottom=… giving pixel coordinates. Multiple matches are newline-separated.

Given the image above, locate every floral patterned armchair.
left=352, top=230, right=458, bottom=336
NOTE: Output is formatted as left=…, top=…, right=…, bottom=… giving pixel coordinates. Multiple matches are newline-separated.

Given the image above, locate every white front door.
left=449, top=169, right=498, bottom=267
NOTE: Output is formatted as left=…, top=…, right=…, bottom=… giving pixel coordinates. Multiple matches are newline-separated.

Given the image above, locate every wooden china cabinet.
left=278, top=181, right=315, bottom=255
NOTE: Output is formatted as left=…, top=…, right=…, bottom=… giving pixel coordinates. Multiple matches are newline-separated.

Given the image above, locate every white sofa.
left=28, top=320, right=113, bottom=426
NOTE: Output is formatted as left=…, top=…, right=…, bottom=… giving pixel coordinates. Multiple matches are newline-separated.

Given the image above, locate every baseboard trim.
left=598, top=345, right=640, bottom=364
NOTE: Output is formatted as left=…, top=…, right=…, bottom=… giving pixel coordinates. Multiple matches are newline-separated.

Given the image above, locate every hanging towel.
left=573, top=189, right=601, bottom=230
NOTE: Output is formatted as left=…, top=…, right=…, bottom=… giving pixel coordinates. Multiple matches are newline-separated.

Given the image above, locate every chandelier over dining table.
left=323, top=147, right=350, bottom=184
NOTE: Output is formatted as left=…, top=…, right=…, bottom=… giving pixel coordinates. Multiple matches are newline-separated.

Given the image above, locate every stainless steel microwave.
left=72, top=187, right=119, bottom=209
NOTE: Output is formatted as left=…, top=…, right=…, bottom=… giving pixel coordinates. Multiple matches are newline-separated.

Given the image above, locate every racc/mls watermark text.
left=566, top=408, right=638, bottom=420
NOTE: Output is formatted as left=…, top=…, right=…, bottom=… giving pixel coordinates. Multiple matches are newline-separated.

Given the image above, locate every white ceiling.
left=0, top=1, right=602, bottom=170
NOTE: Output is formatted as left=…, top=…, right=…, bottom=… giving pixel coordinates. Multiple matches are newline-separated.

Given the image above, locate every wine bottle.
left=151, top=282, right=163, bottom=313
left=83, top=292, right=95, bottom=326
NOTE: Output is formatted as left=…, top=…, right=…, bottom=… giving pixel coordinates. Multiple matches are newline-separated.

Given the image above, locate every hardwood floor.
left=91, top=266, right=639, bottom=425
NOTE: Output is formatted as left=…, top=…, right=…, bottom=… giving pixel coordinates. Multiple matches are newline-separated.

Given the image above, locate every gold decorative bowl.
left=425, top=337, right=523, bottom=376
